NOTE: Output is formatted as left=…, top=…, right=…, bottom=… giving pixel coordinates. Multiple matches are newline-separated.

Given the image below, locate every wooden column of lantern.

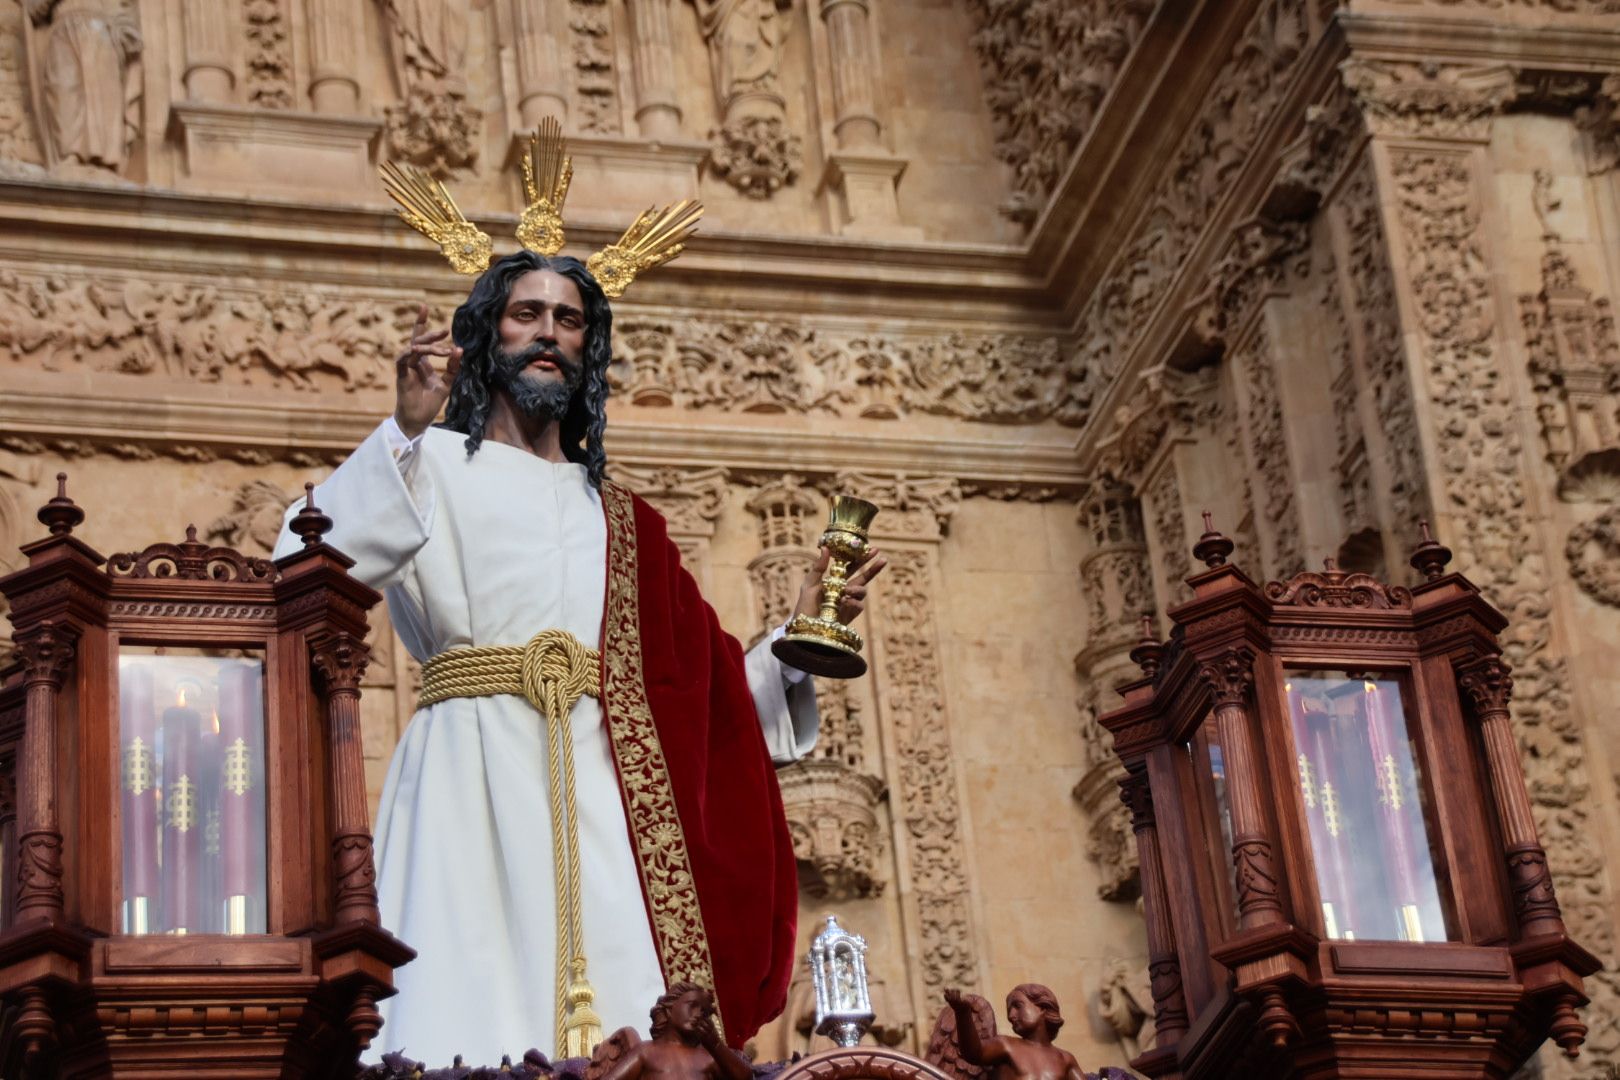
left=1100, top=517, right=1599, bottom=1080
left=0, top=478, right=413, bottom=1079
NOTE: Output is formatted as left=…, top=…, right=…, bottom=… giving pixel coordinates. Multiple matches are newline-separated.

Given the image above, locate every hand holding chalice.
left=772, top=495, right=886, bottom=678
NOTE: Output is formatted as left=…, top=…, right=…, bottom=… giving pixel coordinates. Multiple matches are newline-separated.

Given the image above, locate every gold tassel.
left=560, top=958, right=604, bottom=1058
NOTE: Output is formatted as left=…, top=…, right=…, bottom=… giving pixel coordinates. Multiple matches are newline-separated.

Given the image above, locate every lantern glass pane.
left=1188, top=714, right=1238, bottom=928
left=118, top=648, right=267, bottom=935
left=1285, top=670, right=1449, bottom=943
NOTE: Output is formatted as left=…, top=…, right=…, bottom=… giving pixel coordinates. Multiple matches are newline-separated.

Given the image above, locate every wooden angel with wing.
left=927, top=986, right=1088, bottom=1080
left=584, top=983, right=752, bottom=1080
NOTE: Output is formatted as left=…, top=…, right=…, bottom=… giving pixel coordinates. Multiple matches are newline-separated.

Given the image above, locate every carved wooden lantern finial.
left=291, top=482, right=334, bottom=548
left=37, top=472, right=85, bottom=536
left=1408, top=520, right=1453, bottom=581
left=1191, top=510, right=1234, bottom=569
left=1129, top=614, right=1164, bottom=680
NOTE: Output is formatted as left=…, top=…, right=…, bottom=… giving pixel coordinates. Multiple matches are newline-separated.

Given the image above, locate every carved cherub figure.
left=939, top=985, right=1087, bottom=1080
left=587, top=983, right=752, bottom=1080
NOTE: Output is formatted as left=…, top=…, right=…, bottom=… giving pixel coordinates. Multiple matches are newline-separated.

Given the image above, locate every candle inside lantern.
left=160, top=681, right=205, bottom=934
left=119, top=660, right=160, bottom=934
left=217, top=661, right=263, bottom=934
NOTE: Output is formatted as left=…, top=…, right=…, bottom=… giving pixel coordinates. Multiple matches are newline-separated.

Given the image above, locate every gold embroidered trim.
left=600, top=482, right=721, bottom=1014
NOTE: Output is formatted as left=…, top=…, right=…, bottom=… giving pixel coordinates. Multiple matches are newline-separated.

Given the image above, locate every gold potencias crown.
left=380, top=116, right=702, bottom=298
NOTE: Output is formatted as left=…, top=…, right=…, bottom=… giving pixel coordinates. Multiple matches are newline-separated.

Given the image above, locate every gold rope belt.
left=418, top=630, right=605, bottom=1058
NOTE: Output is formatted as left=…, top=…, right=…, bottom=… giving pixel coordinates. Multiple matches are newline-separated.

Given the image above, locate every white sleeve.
left=272, top=419, right=436, bottom=591
left=747, top=625, right=820, bottom=764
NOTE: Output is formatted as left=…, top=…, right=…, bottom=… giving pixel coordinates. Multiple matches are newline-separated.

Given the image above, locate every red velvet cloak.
left=597, top=481, right=798, bottom=1047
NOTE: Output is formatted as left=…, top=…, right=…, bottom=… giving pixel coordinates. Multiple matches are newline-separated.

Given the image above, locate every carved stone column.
left=746, top=475, right=886, bottom=901
left=1071, top=483, right=1154, bottom=902
left=307, top=0, right=362, bottom=114
left=819, top=0, right=878, bottom=150
left=513, top=0, right=570, bottom=128
left=812, top=0, right=916, bottom=237
left=626, top=0, right=682, bottom=139
left=180, top=0, right=236, bottom=104
left=837, top=471, right=978, bottom=1031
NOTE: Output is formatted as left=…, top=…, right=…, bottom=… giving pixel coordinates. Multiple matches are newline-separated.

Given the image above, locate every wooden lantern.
left=0, top=477, right=413, bottom=1079
left=1101, top=516, right=1598, bottom=1079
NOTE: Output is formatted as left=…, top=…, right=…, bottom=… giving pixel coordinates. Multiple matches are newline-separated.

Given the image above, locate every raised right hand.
left=395, top=303, right=462, bottom=439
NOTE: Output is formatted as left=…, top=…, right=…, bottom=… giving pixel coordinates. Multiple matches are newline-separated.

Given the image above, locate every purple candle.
left=217, top=663, right=261, bottom=933
left=160, top=683, right=204, bottom=934
left=120, top=662, right=159, bottom=933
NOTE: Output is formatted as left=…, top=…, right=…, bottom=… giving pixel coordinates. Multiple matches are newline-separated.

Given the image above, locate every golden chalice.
left=772, top=495, right=879, bottom=679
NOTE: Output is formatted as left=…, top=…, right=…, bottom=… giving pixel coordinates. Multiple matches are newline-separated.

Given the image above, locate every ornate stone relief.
left=611, top=318, right=1086, bottom=427
left=963, top=0, right=1153, bottom=221
left=0, top=434, right=340, bottom=469
left=1076, top=487, right=1155, bottom=661
left=571, top=0, right=620, bottom=134
left=1233, top=321, right=1305, bottom=578
left=1144, top=468, right=1191, bottom=612
left=1216, top=373, right=1262, bottom=570
left=1566, top=506, right=1620, bottom=608
left=377, top=0, right=479, bottom=175
left=1342, top=61, right=1514, bottom=143
left=1072, top=0, right=1313, bottom=388
left=821, top=473, right=976, bottom=1005
left=745, top=475, right=824, bottom=631
left=21, top=0, right=143, bottom=176
left=1071, top=484, right=1153, bottom=902
left=205, top=480, right=300, bottom=554
left=875, top=546, right=978, bottom=1007
left=1316, top=242, right=1378, bottom=545
left=0, top=270, right=418, bottom=393
left=611, top=464, right=729, bottom=540
left=832, top=471, right=959, bottom=543
left=1517, top=171, right=1620, bottom=502
left=0, top=2, right=44, bottom=167
left=1189, top=217, right=1307, bottom=348
left=690, top=0, right=800, bottom=196
left=1381, top=108, right=1620, bottom=1064
left=1098, top=957, right=1155, bottom=1064
left=1337, top=154, right=1431, bottom=536
left=745, top=474, right=886, bottom=901
left=1575, top=74, right=1619, bottom=175
left=243, top=0, right=294, bottom=109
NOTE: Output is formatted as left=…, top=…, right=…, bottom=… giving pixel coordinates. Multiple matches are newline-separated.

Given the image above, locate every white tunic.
left=274, top=421, right=817, bottom=1066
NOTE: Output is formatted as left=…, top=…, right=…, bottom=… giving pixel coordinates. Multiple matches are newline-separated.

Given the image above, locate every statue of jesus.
left=274, top=249, right=885, bottom=1066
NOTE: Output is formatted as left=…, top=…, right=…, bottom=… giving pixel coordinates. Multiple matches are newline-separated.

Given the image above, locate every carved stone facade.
left=4, top=1, right=1620, bottom=1074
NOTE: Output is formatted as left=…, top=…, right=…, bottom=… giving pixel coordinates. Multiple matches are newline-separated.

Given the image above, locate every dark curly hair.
left=439, top=250, right=611, bottom=487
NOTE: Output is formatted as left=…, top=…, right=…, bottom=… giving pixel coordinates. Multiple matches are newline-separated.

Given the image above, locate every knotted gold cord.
left=418, top=630, right=604, bottom=1057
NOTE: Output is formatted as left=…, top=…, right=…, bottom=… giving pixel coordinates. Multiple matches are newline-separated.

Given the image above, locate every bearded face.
left=493, top=339, right=583, bottom=423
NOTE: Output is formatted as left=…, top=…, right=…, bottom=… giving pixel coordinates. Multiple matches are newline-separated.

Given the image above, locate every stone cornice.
left=1337, top=13, right=1620, bottom=71
left=0, top=386, right=1087, bottom=492
left=0, top=180, right=1056, bottom=329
